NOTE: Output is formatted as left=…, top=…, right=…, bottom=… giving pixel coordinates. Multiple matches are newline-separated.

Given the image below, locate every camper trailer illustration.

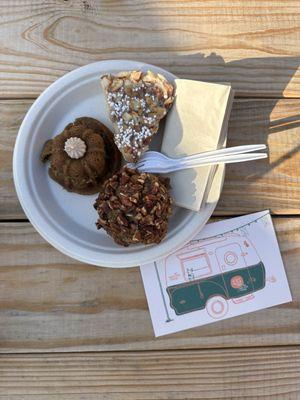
left=165, top=232, right=266, bottom=318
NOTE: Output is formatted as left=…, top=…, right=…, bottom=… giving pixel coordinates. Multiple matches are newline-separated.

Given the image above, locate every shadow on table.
left=169, top=52, right=300, bottom=187
left=168, top=52, right=299, bottom=97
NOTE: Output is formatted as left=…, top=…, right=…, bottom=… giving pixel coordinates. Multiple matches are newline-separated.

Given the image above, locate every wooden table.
left=0, top=1, right=299, bottom=398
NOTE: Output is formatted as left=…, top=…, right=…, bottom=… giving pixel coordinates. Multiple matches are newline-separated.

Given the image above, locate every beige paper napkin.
left=161, top=79, right=234, bottom=211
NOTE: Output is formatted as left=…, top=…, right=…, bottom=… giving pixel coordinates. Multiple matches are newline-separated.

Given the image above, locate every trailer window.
left=177, top=252, right=212, bottom=281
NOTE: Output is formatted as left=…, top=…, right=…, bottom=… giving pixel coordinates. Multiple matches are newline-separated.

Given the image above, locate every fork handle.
left=173, top=152, right=268, bottom=170
left=140, top=152, right=268, bottom=173
left=175, top=144, right=267, bottom=164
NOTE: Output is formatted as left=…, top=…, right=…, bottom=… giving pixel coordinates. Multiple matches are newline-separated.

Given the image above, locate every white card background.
left=140, top=211, right=292, bottom=337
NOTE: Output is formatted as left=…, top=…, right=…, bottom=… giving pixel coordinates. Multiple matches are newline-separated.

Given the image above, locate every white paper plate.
left=13, top=60, right=224, bottom=268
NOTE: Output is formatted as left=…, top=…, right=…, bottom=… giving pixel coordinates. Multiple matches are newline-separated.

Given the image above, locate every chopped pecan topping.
left=94, top=166, right=173, bottom=246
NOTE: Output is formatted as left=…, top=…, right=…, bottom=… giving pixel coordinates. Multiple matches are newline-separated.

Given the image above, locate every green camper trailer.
left=164, top=233, right=266, bottom=318
left=167, top=261, right=265, bottom=315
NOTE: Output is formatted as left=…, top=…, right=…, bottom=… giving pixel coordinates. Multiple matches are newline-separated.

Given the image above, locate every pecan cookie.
left=94, top=166, right=173, bottom=246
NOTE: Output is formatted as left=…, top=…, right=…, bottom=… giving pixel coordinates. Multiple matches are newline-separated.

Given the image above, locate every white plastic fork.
left=129, top=144, right=268, bottom=174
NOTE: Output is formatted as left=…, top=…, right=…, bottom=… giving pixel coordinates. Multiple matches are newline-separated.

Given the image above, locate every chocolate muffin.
left=94, top=166, right=173, bottom=246
left=41, top=117, right=121, bottom=195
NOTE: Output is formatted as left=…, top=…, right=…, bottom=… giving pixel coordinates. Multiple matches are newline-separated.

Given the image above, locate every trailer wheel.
left=206, top=296, right=228, bottom=319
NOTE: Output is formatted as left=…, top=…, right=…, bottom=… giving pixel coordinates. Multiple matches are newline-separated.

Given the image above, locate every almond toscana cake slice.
left=100, top=70, right=175, bottom=162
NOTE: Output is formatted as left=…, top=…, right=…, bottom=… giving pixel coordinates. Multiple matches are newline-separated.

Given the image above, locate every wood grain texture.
left=217, top=98, right=300, bottom=214
left=0, top=217, right=298, bottom=353
left=0, top=101, right=27, bottom=219
left=0, top=1, right=299, bottom=98
left=1, top=98, right=299, bottom=219
left=0, top=347, right=299, bottom=399
left=0, top=1, right=299, bottom=396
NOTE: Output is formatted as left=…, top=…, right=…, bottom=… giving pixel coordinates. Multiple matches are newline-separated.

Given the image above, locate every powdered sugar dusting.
left=101, top=70, right=174, bottom=162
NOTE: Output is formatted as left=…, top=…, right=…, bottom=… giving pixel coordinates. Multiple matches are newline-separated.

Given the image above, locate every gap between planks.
left=1, top=215, right=300, bottom=223
left=0, top=342, right=299, bottom=356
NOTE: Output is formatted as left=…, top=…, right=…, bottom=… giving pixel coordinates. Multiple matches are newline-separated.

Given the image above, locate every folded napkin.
left=161, top=79, right=234, bottom=211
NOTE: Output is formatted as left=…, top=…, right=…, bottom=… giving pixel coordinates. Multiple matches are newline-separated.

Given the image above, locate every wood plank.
left=1, top=98, right=299, bottom=219
left=217, top=98, right=300, bottom=214
left=0, top=1, right=299, bottom=98
left=0, top=217, right=298, bottom=353
left=0, top=101, right=28, bottom=219
left=0, top=347, right=299, bottom=399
